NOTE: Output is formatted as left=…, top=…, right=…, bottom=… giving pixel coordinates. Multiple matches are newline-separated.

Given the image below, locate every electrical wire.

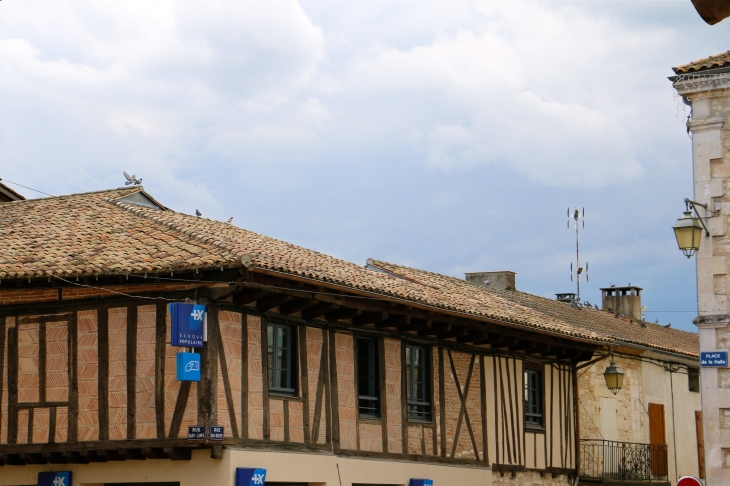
left=0, top=178, right=55, bottom=197
left=52, top=275, right=177, bottom=301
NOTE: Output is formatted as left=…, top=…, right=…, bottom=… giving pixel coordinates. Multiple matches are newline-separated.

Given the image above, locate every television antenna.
left=568, top=207, right=588, bottom=300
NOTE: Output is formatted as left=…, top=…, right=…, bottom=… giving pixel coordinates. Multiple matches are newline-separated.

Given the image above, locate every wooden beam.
left=325, top=307, right=359, bottom=322
left=198, top=309, right=219, bottom=428
left=154, top=303, right=166, bottom=439
left=256, top=294, right=291, bottom=312
left=457, top=330, right=487, bottom=344
left=67, top=312, right=78, bottom=443
left=375, top=314, right=408, bottom=329
left=233, top=289, right=267, bottom=305
left=126, top=305, right=137, bottom=440
left=437, top=326, right=468, bottom=340
left=301, top=303, right=336, bottom=321
left=352, top=312, right=387, bottom=325
left=98, top=308, right=109, bottom=441
left=510, top=340, right=536, bottom=352
left=279, top=298, right=316, bottom=315
left=418, top=322, right=448, bottom=336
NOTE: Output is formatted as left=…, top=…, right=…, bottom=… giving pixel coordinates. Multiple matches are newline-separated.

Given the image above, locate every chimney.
left=555, top=292, right=578, bottom=303
left=601, top=285, right=642, bottom=320
left=465, top=271, right=516, bottom=291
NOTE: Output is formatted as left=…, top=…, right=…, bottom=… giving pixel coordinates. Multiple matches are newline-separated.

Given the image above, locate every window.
left=689, top=367, right=700, bottom=393
left=524, top=367, right=543, bottom=427
left=357, top=337, right=380, bottom=418
left=267, top=322, right=296, bottom=394
left=406, top=344, right=431, bottom=421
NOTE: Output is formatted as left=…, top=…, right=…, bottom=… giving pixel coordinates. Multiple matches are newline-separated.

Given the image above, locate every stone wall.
left=493, top=470, right=571, bottom=486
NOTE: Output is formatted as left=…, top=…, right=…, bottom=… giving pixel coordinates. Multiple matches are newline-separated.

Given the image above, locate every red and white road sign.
left=676, top=476, right=703, bottom=486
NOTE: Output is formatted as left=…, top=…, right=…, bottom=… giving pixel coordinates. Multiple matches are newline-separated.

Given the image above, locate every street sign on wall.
left=676, top=476, right=703, bottom=486
left=176, top=352, right=201, bottom=381
left=170, top=303, right=206, bottom=348
left=209, top=425, right=224, bottom=440
left=188, top=426, right=206, bottom=440
left=38, top=472, right=72, bottom=486
left=700, top=350, right=728, bottom=367
left=236, top=468, right=267, bottom=486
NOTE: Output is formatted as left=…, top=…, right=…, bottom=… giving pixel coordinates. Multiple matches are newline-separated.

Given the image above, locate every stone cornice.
left=688, top=116, right=725, bottom=133
left=694, top=313, right=730, bottom=328
left=674, top=72, right=730, bottom=95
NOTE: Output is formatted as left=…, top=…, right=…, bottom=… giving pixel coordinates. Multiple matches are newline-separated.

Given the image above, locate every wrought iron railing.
left=579, top=439, right=668, bottom=482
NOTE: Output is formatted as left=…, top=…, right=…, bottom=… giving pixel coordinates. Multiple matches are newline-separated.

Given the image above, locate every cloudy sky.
left=0, top=1, right=727, bottom=331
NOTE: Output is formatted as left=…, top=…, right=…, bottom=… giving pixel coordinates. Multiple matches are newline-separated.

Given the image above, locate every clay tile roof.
left=369, top=260, right=699, bottom=359
left=0, top=187, right=612, bottom=346
left=673, top=50, right=730, bottom=74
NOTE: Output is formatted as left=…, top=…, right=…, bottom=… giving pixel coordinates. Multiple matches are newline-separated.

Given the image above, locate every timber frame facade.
left=0, top=267, right=596, bottom=479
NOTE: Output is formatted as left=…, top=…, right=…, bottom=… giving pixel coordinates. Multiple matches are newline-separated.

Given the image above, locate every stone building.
left=671, top=49, right=730, bottom=485
left=0, top=186, right=614, bottom=486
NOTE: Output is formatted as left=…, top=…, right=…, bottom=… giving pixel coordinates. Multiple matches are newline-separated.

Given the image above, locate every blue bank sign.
left=170, top=303, right=206, bottom=348
left=700, top=350, right=728, bottom=367
left=38, top=472, right=72, bottom=486
left=176, top=352, right=201, bottom=381
left=236, top=468, right=267, bottom=486
left=410, top=480, right=433, bottom=486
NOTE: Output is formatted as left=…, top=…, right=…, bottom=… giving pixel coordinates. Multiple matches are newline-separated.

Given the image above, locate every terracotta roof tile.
left=0, top=187, right=611, bottom=345
left=673, top=50, right=730, bottom=74
left=369, top=260, right=699, bottom=358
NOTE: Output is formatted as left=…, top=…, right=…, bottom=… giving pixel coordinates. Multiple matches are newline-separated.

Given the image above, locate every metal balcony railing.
left=579, top=439, right=668, bottom=482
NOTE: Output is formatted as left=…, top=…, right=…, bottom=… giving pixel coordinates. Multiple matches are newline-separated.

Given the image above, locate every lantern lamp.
left=604, top=361, right=624, bottom=395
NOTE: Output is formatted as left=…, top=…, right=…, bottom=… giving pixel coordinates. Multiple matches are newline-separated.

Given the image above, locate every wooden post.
left=154, top=303, right=166, bottom=438
left=98, top=309, right=109, bottom=441
left=126, top=305, right=137, bottom=440
left=198, top=308, right=219, bottom=428
left=67, top=312, right=78, bottom=443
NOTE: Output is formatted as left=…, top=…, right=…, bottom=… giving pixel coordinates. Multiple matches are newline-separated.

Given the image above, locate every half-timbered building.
left=0, top=187, right=627, bottom=486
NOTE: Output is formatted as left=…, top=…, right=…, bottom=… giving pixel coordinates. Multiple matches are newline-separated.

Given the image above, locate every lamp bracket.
left=575, top=352, right=611, bottom=371
left=684, top=198, right=713, bottom=236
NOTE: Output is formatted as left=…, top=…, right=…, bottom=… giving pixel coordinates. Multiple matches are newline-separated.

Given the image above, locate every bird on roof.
left=226, top=217, right=233, bottom=223
left=610, top=283, right=615, bottom=287
left=123, top=171, right=142, bottom=186
left=664, top=323, right=672, bottom=328
left=195, top=209, right=202, bottom=217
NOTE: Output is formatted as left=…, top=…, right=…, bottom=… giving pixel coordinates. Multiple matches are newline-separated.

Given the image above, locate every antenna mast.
left=568, top=208, right=588, bottom=300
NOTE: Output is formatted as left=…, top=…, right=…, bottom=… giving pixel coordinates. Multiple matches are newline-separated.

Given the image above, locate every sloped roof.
left=673, top=50, right=730, bottom=74
left=0, top=187, right=609, bottom=345
left=369, top=260, right=699, bottom=359
left=0, top=181, right=25, bottom=202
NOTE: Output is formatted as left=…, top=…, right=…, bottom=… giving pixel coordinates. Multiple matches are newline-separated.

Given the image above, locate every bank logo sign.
left=170, top=303, right=206, bottom=348
left=410, top=480, right=433, bottom=486
left=176, top=352, right=201, bottom=381
left=38, top=472, right=72, bottom=486
left=700, top=350, right=728, bottom=367
left=236, top=468, right=267, bottom=486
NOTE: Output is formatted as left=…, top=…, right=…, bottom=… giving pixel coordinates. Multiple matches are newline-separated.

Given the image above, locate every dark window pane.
left=357, top=337, right=379, bottom=418
left=405, top=344, right=431, bottom=421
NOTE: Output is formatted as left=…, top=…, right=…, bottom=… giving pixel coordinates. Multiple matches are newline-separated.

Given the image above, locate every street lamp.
left=604, top=360, right=624, bottom=395
left=673, top=198, right=710, bottom=258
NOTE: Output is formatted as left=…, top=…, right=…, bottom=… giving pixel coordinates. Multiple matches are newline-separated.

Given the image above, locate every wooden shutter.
left=696, top=410, right=706, bottom=479
left=648, top=403, right=668, bottom=477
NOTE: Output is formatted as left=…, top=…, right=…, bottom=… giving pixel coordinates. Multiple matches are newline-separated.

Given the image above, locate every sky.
left=0, top=1, right=727, bottom=332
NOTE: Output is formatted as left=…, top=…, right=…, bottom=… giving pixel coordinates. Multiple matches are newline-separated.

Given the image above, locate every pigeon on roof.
left=226, top=217, right=233, bottom=223
left=195, top=209, right=202, bottom=217
left=123, top=172, right=142, bottom=186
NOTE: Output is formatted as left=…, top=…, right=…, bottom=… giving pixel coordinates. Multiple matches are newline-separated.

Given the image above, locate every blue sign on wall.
left=236, top=468, right=267, bottom=486
left=700, top=350, right=728, bottom=367
left=38, top=471, right=72, bottom=486
left=410, top=480, right=433, bottom=486
left=170, top=303, right=206, bottom=348
left=188, top=425, right=206, bottom=440
left=209, top=425, right=225, bottom=440
left=177, top=352, right=201, bottom=381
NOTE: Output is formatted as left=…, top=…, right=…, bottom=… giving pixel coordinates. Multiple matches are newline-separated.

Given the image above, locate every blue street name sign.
left=236, top=468, right=267, bottom=486
left=38, top=471, right=72, bottom=486
left=188, top=425, right=206, bottom=440
left=176, top=352, right=201, bottom=381
left=170, top=303, right=206, bottom=348
left=209, top=425, right=224, bottom=440
left=410, top=480, right=433, bottom=486
left=700, top=350, right=728, bottom=367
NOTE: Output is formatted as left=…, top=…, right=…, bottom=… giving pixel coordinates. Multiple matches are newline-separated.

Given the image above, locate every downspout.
left=670, top=370, right=678, bottom=483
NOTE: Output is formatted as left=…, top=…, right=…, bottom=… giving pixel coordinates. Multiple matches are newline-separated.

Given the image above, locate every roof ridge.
left=0, top=186, right=140, bottom=204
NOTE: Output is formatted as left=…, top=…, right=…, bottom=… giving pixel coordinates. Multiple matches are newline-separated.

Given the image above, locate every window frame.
left=355, top=336, right=381, bottom=419
left=688, top=367, right=700, bottom=393
left=267, top=321, right=297, bottom=396
left=405, top=343, right=432, bottom=422
left=523, top=364, right=544, bottom=430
